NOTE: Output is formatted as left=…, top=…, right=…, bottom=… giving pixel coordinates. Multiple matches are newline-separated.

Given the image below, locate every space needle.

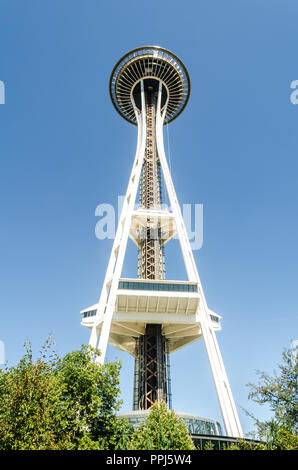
left=80, top=46, right=243, bottom=439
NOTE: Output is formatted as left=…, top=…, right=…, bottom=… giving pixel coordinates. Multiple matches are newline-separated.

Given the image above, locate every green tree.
left=247, top=348, right=297, bottom=434
left=225, top=440, right=265, bottom=450
left=128, top=402, right=195, bottom=450
left=229, top=347, right=298, bottom=450
left=0, top=338, right=67, bottom=449
left=0, top=338, right=131, bottom=450
left=203, top=440, right=215, bottom=450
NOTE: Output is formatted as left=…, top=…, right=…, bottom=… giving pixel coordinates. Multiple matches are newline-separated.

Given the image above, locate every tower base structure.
left=117, top=409, right=223, bottom=437
left=116, top=409, right=263, bottom=449
left=133, top=325, right=168, bottom=411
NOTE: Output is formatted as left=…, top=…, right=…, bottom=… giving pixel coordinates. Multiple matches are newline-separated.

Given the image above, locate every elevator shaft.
left=133, top=84, right=168, bottom=410
left=138, top=89, right=164, bottom=280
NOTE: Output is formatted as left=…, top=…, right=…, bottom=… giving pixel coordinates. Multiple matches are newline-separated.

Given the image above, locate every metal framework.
left=136, top=324, right=167, bottom=410
left=134, top=83, right=167, bottom=409
left=138, top=87, right=164, bottom=281
left=81, top=46, right=243, bottom=437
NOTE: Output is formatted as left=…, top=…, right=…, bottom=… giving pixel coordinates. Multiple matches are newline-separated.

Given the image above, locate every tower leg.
left=89, top=325, right=99, bottom=350
left=155, top=82, right=243, bottom=438
left=90, top=81, right=147, bottom=365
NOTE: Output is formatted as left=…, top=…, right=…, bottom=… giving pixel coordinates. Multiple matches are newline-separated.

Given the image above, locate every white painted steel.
left=155, top=81, right=243, bottom=437
left=89, top=80, right=147, bottom=363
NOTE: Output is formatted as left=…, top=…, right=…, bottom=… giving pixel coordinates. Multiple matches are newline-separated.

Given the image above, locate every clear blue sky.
left=0, top=0, right=297, bottom=437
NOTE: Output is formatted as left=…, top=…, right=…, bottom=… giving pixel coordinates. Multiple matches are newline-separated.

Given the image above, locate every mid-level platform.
left=81, top=278, right=221, bottom=356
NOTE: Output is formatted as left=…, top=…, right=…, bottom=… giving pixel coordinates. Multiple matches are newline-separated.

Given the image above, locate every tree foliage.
left=2, top=340, right=296, bottom=450
left=233, top=347, right=298, bottom=450
left=247, top=348, right=297, bottom=433
left=0, top=338, right=130, bottom=450
left=128, top=402, right=195, bottom=450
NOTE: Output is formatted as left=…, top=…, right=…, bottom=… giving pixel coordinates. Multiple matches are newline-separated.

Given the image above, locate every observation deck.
left=81, top=278, right=221, bottom=356
left=109, top=46, right=190, bottom=125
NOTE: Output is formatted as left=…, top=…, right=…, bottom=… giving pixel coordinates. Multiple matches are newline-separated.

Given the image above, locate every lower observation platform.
left=117, top=410, right=222, bottom=436
left=116, top=410, right=261, bottom=450
left=80, top=278, right=221, bottom=356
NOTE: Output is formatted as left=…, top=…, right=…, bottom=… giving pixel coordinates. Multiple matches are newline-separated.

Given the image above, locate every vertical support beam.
left=155, top=81, right=243, bottom=438
left=155, top=84, right=197, bottom=282
left=133, top=339, right=140, bottom=411
left=89, top=80, right=147, bottom=364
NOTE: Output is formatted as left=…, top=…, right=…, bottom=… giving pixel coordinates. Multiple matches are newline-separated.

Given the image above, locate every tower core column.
left=134, top=81, right=167, bottom=410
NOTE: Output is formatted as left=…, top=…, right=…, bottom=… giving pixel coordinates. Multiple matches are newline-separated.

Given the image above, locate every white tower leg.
left=155, top=82, right=243, bottom=438
left=89, top=80, right=147, bottom=364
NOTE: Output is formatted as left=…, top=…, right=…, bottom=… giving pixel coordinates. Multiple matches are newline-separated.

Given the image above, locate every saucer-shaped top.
left=109, top=46, right=190, bottom=125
